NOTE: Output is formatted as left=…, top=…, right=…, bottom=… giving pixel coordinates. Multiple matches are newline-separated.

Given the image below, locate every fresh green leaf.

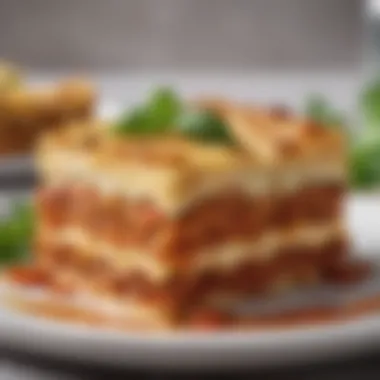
left=113, top=106, right=152, bottom=135
left=113, top=87, right=182, bottom=136
left=177, top=109, right=234, bottom=144
left=145, top=87, right=182, bottom=129
left=0, top=202, right=34, bottom=265
left=361, top=79, right=380, bottom=130
left=349, top=132, right=380, bottom=189
left=304, top=94, right=345, bottom=128
left=113, top=86, right=234, bottom=145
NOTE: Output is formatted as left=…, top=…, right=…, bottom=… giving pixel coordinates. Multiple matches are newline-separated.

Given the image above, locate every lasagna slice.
left=33, top=101, right=348, bottom=326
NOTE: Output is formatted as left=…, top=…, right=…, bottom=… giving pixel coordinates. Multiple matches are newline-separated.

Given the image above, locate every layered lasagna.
left=33, top=101, right=348, bottom=327
left=0, top=64, right=95, bottom=155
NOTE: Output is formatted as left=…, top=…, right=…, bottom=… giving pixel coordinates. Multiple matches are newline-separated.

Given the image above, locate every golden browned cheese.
left=197, top=98, right=346, bottom=164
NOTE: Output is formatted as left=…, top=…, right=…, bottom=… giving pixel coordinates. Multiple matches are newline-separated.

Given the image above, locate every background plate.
left=0, top=101, right=119, bottom=179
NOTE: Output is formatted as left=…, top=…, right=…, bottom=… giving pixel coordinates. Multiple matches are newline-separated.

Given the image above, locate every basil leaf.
left=146, top=87, right=182, bottom=129
left=114, top=87, right=182, bottom=136
left=304, top=94, right=344, bottom=128
left=114, top=106, right=153, bottom=135
left=350, top=132, right=380, bottom=189
left=177, top=109, right=234, bottom=144
left=0, top=202, right=33, bottom=265
left=361, top=79, right=380, bottom=130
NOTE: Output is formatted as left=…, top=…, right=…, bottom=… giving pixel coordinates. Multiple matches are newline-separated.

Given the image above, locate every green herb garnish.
left=350, top=133, right=380, bottom=189
left=304, top=94, right=345, bottom=127
left=177, top=108, right=234, bottom=144
left=145, top=87, right=183, bottom=129
left=361, top=79, right=380, bottom=131
left=0, top=202, right=33, bottom=265
left=114, top=106, right=154, bottom=135
left=349, top=79, right=380, bottom=189
left=114, top=87, right=182, bottom=136
left=113, top=86, right=234, bottom=145
left=305, top=78, right=380, bottom=190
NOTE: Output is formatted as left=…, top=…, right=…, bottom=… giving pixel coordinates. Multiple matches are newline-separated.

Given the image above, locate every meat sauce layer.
left=36, top=238, right=347, bottom=311
left=36, top=184, right=344, bottom=257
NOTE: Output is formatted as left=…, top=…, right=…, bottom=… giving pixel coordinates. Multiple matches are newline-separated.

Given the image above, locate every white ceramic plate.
left=0, top=195, right=379, bottom=370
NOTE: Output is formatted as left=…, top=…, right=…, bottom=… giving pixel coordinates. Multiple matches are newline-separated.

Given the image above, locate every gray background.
left=0, top=0, right=362, bottom=71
